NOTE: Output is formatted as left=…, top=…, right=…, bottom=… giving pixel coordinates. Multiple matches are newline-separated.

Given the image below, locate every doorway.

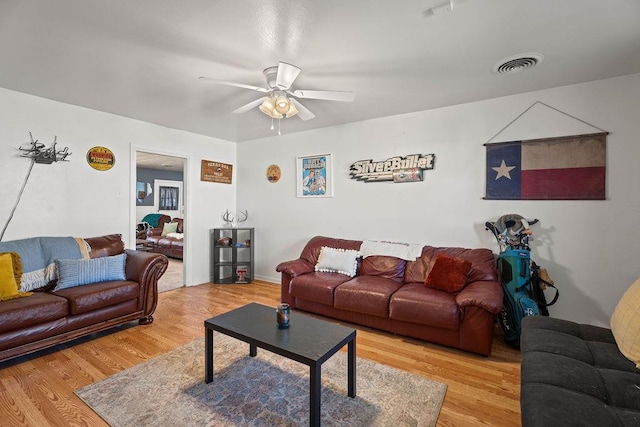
left=134, top=149, right=188, bottom=292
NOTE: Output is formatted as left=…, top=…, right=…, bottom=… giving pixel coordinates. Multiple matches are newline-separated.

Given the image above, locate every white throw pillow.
left=315, top=246, right=359, bottom=277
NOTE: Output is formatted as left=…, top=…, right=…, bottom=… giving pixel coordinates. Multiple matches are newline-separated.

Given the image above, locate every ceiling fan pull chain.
left=270, top=117, right=275, bottom=131
left=278, top=119, right=281, bottom=136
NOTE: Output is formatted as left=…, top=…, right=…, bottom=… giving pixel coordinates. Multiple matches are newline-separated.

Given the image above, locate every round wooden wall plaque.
left=266, top=164, right=281, bottom=183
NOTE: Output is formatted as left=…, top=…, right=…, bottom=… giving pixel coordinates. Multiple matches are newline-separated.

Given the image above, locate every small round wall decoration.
left=266, top=164, right=281, bottom=183
left=86, top=146, right=115, bottom=171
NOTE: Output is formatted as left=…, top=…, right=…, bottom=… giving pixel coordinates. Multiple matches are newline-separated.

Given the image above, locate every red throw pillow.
left=425, top=254, right=472, bottom=293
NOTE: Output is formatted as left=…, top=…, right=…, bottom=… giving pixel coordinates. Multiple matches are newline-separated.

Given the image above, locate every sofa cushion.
left=158, top=237, right=183, bottom=248
left=146, top=235, right=163, bottom=246
left=172, top=218, right=184, bottom=233
left=520, top=316, right=640, bottom=427
left=334, top=276, right=404, bottom=317
left=404, top=246, right=436, bottom=283
left=299, top=236, right=362, bottom=266
left=54, top=253, right=127, bottom=291
left=54, top=280, right=139, bottom=315
left=314, top=246, right=359, bottom=277
left=425, top=254, right=472, bottom=293
left=0, top=292, right=68, bottom=333
left=289, top=272, right=352, bottom=306
left=404, top=246, right=498, bottom=284
left=85, top=234, right=125, bottom=259
left=360, top=256, right=406, bottom=283
left=610, top=277, right=640, bottom=368
left=389, top=283, right=461, bottom=330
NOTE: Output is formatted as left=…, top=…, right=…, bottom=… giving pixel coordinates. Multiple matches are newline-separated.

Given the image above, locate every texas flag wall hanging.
left=485, top=133, right=607, bottom=200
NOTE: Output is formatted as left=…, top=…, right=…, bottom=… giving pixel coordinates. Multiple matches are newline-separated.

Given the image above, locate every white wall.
left=0, top=87, right=236, bottom=286
left=2, top=73, right=638, bottom=326
left=237, top=73, right=640, bottom=327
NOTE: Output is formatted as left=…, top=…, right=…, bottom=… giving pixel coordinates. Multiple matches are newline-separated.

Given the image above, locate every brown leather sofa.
left=146, top=217, right=184, bottom=259
left=276, top=236, right=503, bottom=356
left=0, top=234, right=168, bottom=363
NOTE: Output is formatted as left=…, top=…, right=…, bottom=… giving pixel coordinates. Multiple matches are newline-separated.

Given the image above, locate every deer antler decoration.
left=221, top=209, right=248, bottom=227
left=236, top=210, right=248, bottom=223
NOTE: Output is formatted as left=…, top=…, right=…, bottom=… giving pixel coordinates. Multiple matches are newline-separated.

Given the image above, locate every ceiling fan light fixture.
left=259, top=96, right=274, bottom=114
left=284, top=101, right=298, bottom=118
left=203, top=61, right=353, bottom=123
left=259, top=96, right=283, bottom=119
left=275, top=95, right=290, bottom=114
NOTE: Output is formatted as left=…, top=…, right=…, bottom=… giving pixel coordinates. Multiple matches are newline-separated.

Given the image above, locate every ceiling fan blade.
left=232, top=97, right=267, bottom=114
left=291, top=89, right=355, bottom=102
left=199, top=76, right=270, bottom=93
left=289, top=98, right=315, bottom=121
left=275, top=62, right=301, bottom=90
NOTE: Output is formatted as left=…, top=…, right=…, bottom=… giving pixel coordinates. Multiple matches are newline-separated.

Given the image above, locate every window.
left=159, top=186, right=179, bottom=210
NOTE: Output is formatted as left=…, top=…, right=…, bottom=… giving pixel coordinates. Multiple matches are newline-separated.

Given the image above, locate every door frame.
left=130, top=144, right=191, bottom=285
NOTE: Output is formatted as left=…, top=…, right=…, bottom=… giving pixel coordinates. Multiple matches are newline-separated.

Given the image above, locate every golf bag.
left=497, top=249, right=540, bottom=347
left=486, top=215, right=559, bottom=348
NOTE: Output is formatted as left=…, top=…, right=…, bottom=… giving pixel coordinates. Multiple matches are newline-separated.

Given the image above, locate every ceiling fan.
left=199, top=62, right=355, bottom=121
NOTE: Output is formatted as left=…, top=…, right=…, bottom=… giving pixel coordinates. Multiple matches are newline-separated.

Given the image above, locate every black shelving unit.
left=212, top=227, right=254, bottom=284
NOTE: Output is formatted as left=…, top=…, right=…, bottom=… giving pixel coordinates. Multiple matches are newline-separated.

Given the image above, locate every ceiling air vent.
left=492, top=53, right=544, bottom=74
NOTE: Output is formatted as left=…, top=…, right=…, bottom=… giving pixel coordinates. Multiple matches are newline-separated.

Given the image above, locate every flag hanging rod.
left=484, top=132, right=609, bottom=147
left=484, top=101, right=609, bottom=146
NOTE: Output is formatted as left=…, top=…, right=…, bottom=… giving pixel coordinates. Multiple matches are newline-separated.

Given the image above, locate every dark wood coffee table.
left=135, top=239, right=153, bottom=252
left=204, top=302, right=356, bottom=426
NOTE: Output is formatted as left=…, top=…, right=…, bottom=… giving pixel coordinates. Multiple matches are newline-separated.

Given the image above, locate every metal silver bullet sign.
left=350, top=154, right=435, bottom=182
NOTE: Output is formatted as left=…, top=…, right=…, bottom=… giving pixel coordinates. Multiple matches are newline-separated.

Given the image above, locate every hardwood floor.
left=0, top=280, right=521, bottom=426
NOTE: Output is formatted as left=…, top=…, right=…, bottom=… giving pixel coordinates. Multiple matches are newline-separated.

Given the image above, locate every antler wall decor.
left=2, top=132, right=72, bottom=241
left=18, top=132, right=71, bottom=164
left=221, top=209, right=248, bottom=228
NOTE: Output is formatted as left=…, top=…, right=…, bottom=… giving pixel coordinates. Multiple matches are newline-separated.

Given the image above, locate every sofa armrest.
left=147, top=228, right=163, bottom=238
left=275, top=259, right=315, bottom=278
left=124, top=249, right=168, bottom=319
left=455, top=280, right=503, bottom=314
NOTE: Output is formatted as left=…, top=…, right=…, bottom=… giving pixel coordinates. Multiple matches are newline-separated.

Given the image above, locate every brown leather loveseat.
left=276, top=236, right=503, bottom=356
left=146, top=217, right=184, bottom=259
left=0, top=234, right=168, bottom=363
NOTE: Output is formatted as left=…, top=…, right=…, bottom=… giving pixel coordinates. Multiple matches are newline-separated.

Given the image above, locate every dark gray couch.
left=520, top=316, right=640, bottom=426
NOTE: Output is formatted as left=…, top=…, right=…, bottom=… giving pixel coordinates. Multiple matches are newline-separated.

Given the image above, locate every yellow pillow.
left=0, top=252, right=22, bottom=286
left=0, top=252, right=32, bottom=301
left=610, top=277, right=640, bottom=368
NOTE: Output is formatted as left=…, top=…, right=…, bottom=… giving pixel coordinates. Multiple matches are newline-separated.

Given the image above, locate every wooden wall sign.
left=201, top=160, right=233, bottom=184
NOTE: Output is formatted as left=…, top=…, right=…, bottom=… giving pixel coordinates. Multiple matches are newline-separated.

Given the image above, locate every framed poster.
left=296, top=153, right=333, bottom=198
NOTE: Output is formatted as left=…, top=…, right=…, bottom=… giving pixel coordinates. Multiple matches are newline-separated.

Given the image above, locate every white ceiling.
left=1, top=0, right=639, bottom=143
left=136, top=151, right=185, bottom=172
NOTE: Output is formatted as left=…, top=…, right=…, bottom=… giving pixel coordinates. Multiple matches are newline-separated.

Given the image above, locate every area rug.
left=157, top=258, right=183, bottom=293
left=76, top=333, right=447, bottom=426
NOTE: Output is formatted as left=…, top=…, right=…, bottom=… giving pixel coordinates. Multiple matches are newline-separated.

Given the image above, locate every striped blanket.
left=359, top=240, right=424, bottom=261
left=0, top=237, right=89, bottom=292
